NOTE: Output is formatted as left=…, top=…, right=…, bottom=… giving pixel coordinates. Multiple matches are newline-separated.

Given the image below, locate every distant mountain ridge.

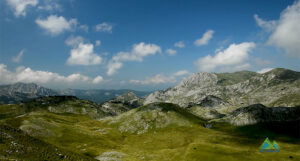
left=57, top=88, right=149, bottom=103
left=144, top=68, right=300, bottom=108
left=0, top=83, right=150, bottom=104
left=0, top=83, right=57, bottom=104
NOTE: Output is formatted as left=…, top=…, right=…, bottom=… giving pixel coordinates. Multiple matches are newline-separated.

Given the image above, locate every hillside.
left=1, top=68, right=300, bottom=160
left=1, top=102, right=300, bottom=161
left=58, top=89, right=150, bottom=103
left=0, top=124, right=96, bottom=161
left=144, top=68, right=300, bottom=109
left=100, top=92, right=144, bottom=116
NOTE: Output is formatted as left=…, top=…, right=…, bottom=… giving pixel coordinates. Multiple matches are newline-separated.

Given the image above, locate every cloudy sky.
left=1, top=0, right=300, bottom=90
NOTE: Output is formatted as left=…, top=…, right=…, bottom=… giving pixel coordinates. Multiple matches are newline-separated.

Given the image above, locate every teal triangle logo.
left=259, top=138, right=280, bottom=152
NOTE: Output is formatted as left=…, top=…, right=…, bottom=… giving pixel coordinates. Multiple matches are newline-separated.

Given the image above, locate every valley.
left=1, top=68, right=300, bottom=161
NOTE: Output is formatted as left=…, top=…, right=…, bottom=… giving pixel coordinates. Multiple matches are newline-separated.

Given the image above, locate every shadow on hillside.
left=213, top=120, right=300, bottom=145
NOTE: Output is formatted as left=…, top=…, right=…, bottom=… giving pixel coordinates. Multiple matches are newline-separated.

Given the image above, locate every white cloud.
left=0, top=64, right=103, bottom=85
left=254, top=14, right=277, bottom=32
left=37, top=1, right=61, bottom=11
left=174, top=41, right=185, bottom=48
left=6, top=0, right=38, bottom=17
left=130, top=74, right=176, bottom=85
left=107, top=42, right=161, bottom=75
left=267, top=1, right=300, bottom=57
left=129, top=70, right=189, bottom=85
left=257, top=68, right=274, bottom=74
left=92, top=76, right=104, bottom=84
left=173, top=70, right=190, bottom=77
left=95, top=40, right=101, bottom=46
left=67, top=43, right=103, bottom=66
left=12, top=49, right=24, bottom=63
left=165, top=49, right=177, bottom=55
left=194, top=30, right=214, bottom=46
left=36, top=15, right=77, bottom=35
left=79, top=24, right=89, bottom=32
left=107, top=62, right=123, bottom=76
left=65, top=36, right=84, bottom=47
left=95, top=22, right=113, bottom=33
left=195, top=42, right=256, bottom=72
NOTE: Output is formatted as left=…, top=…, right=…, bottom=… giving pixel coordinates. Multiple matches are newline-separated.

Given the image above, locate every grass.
left=215, top=71, right=259, bottom=86
left=0, top=124, right=97, bottom=161
left=1, top=103, right=300, bottom=161
left=269, top=93, right=300, bottom=107
left=0, top=104, right=25, bottom=120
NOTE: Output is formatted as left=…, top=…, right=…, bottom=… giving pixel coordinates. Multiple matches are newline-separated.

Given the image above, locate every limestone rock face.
left=100, top=92, right=144, bottom=116
left=0, top=83, right=57, bottom=104
left=144, top=68, right=300, bottom=109
left=220, top=104, right=300, bottom=126
left=144, top=72, right=221, bottom=107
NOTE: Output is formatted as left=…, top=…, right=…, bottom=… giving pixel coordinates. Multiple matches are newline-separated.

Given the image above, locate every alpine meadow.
left=1, top=0, right=300, bottom=161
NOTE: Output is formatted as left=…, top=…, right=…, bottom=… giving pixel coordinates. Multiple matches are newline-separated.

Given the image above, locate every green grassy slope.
left=0, top=124, right=96, bottom=161
left=1, top=103, right=300, bottom=161
left=215, top=71, right=259, bottom=86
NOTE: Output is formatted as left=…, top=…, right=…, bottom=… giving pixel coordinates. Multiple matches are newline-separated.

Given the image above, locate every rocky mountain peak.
left=3, top=82, right=55, bottom=95
left=177, top=72, right=218, bottom=89
left=144, top=68, right=300, bottom=108
left=0, top=83, right=58, bottom=104
left=115, top=92, right=139, bottom=102
left=263, top=68, right=300, bottom=81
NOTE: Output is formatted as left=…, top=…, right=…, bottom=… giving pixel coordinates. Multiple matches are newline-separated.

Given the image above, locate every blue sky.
left=1, top=0, right=300, bottom=90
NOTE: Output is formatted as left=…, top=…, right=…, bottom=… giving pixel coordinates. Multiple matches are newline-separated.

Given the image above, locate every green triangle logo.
left=259, top=138, right=280, bottom=152
left=272, top=141, right=280, bottom=150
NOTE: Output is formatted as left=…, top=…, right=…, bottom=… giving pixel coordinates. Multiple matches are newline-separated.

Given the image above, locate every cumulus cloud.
left=92, top=76, right=104, bottom=84
left=79, top=24, right=89, bottom=32
left=195, top=42, right=256, bottom=72
left=107, top=62, right=123, bottom=76
left=107, top=42, right=161, bottom=75
left=65, top=36, right=84, bottom=47
left=130, top=74, right=176, bottom=85
left=130, top=70, right=189, bottom=85
left=254, top=1, right=300, bottom=57
left=95, top=40, right=101, bottom=46
left=0, top=64, right=103, bottom=86
left=165, top=49, right=177, bottom=55
left=37, top=0, right=61, bottom=11
left=6, top=0, right=38, bottom=17
left=95, top=22, right=113, bottom=33
left=194, top=30, right=214, bottom=46
left=257, top=67, right=274, bottom=74
left=36, top=15, right=77, bottom=35
left=67, top=43, right=103, bottom=66
left=254, top=14, right=277, bottom=32
left=173, top=70, right=190, bottom=77
left=12, top=49, right=24, bottom=63
left=267, top=1, right=300, bottom=57
left=174, top=41, right=185, bottom=48
left=64, top=36, right=103, bottom=66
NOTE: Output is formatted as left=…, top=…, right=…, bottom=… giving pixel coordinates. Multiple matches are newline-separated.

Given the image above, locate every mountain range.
left=1, top=68, right=300, bottom=161
left=145, top=68, right=300, bottom=108
left=0, top=83, right=150, bottom=104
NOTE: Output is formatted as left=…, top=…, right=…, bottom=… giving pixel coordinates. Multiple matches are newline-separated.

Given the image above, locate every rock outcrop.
left=100, top=92, right=144, bottom=116
left=144, top=68, right=300, bottom=109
